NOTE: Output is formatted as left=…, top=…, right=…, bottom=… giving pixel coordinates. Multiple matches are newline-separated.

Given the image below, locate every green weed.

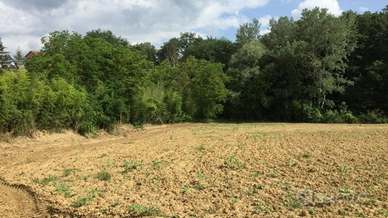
left=111, top=199, right=121, bottom=207
left=32, top=174, right=58, bottom=186
left=289, top=159, right=298, bottom=166
left=72, top=196, right=93, bottom=208
left=123, top=141, right=134, bottom=145
left=152, top=159, right=163, bottom=169
left=128, top=204, right=162, bottom=217
left=196, top=172, right=205, bottom=180
left=193, top=145, right=206, bottom=152
left=270, top=169, right=282, bottom=177
left=249, top=185, right=265, bottom=195
left=194, top=182, right=208, bottom=191
left=98, top=153, right=108, bottom=158
left=63, top=168, right=80, bottom=177
left=121, top=161, right=142, bottom=174
left=376, top=209, right=388, bottom=216
left=181, top=185, right=191, bottom=194
left=300, top=154, right=313, bottom=158
left=230, top=197, right=240, bottom=202
left=72, top=189, right=103, bottom=208
left=54, top=183, right=76, bottom=198
left=224, top=156, right=245, bottom=169
left=94, top=171, right=111, bottom=181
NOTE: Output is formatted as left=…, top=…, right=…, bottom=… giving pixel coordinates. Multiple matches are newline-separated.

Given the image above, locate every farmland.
left=0, top=123, right=387, bottom=217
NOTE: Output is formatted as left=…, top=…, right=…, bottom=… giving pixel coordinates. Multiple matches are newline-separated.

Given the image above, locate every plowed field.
left=1, top=123, right=387, bottom=217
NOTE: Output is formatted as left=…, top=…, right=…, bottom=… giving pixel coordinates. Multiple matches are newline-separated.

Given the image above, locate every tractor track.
left=0, top=123, right=203, bottom=217
left=0, top=175, right=79, bottom=217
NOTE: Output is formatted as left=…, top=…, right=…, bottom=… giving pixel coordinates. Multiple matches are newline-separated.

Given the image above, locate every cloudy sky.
left=0, top=0, right=386, bottom=54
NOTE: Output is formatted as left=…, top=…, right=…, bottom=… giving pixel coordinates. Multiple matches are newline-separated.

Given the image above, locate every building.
left=25, top=51, right=40, bottom=61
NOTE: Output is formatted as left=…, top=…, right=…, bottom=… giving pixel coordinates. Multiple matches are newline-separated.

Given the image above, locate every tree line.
left=0, top=6, right=387, bottom=136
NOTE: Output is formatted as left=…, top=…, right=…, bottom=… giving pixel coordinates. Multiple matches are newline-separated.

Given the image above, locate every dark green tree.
left=225, top=40, right=268, bottom=119
left=157, top=37, right=180, bottom=67
left=236, top=18, right=260, bottom=47
left=0, top=38, right=12, bottom=71
left=133, top=42, right=157, bottom=63
left=86, top=29, right=129, bottom=46
left=12, top=47, right=26, bottom=70
left=185, top=37, right=236, bottom=71
left=180, top=56, right=228, bottom=121
left=344, top=7, right=388, bottom=117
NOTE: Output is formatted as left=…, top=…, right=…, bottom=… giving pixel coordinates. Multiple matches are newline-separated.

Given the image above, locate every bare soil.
left=0, top=123, right=387, bottom=217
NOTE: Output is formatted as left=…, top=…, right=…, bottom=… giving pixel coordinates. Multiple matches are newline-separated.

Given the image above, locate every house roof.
left=25, top=50, right=40, bottom=58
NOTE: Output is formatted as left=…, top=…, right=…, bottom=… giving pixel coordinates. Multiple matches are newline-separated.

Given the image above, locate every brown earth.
left=0, top=123, right=387, bottom=217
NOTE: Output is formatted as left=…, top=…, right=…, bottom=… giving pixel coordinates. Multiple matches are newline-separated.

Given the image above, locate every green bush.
left=359, top=111, right=388, bottom=123
left=322, top=110, right=342, bottom=123
left=342, top=111, right=358, bottom=124
left=302, top=104, right=322, bottom=122
left=0, top=69, right=92, bottom=135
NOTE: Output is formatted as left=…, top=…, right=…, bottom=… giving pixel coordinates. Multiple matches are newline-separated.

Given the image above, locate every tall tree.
left=133, top=42, right=157, bottom=63
left=235, top=18, right=260, bottom=47
left=157, top=38, right=180, bottom=67
left=178, top=32, right=203, bottom=60
left=262, top=8, right=357, bottom=114
left=180, top=56, right=228, bottom=121
left=0, top=38, right=12, bottom=71
left=185, top=37, right=236, bottom=71
left=296, top=8, right=357, bottom=108
left=225, top=40, right=268, bottom=119
left=86, top=29, right=129, bottom=46
left=344, top=7, right=388, bottom=114
left=12, top=47, right=26, bottom=70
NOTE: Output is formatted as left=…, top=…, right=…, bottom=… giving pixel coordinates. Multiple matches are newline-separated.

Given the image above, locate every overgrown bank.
left=1, top=6, right=388, bottom=136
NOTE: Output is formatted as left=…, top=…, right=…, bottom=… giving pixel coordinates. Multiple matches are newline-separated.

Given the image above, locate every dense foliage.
left=1, top=6, right=387, bottom=135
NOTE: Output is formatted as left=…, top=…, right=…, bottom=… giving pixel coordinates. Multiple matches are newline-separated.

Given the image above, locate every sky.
left=0, top=0, right=386, bottom=55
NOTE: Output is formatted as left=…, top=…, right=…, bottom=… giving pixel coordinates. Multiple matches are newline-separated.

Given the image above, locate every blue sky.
left=0, top=0, right=387, bottom=53
left=236, top=0, right=387, bottom=36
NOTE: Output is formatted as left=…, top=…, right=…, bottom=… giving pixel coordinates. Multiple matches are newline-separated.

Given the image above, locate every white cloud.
left=259, top=15, right=272, bottom=35
left=0, top=0, right=270, bottom=53
left=291, top=0, right=343, bottom=19
left=359, top=7, right=369, bottom=13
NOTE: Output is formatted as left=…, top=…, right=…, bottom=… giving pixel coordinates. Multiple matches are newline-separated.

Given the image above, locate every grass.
left=72, top=189, right=106, bottom=207
left=54, top=183, right=76, bottom=198
left=111, top=199, right=122, bottom=207
left=196, top=172, right=205, bottom=180
left=94, top=171, right=111, bottom=181
left=181, top=185, right=191, bottom=194
left=376, top=209, right=388, bottom=216
left=193, top=145, right=206, bottom=152
left=251, top=131, right=270, bottom=137
left=72, top=196, right=93, bottom=208
left=339, top=188, right=355, bottom=194
left=289, top=159, right=298, bottom=166
left=128, top=204, right=162, bottom=217
left=98, top=153, right=108, bottom=158
left=123, top=141, right=134, bottom=145
left=224, top=156, right=245, bottom=169
left=270, top=169, right=282, bottom=177
left=152, top=159, right=163, bottom=169
left=32, top=174, right=58, bottom=186
left=194, top=182, right=208, bottom=191
left=120, top=161, right=142, bottom=174
left=249, top=185, right=265, bottom=195
left=63, top=168, right=80, bottom=177
left=300, top=154, right=313, bottom=158
left=230, top=197, right=240, bottom=202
